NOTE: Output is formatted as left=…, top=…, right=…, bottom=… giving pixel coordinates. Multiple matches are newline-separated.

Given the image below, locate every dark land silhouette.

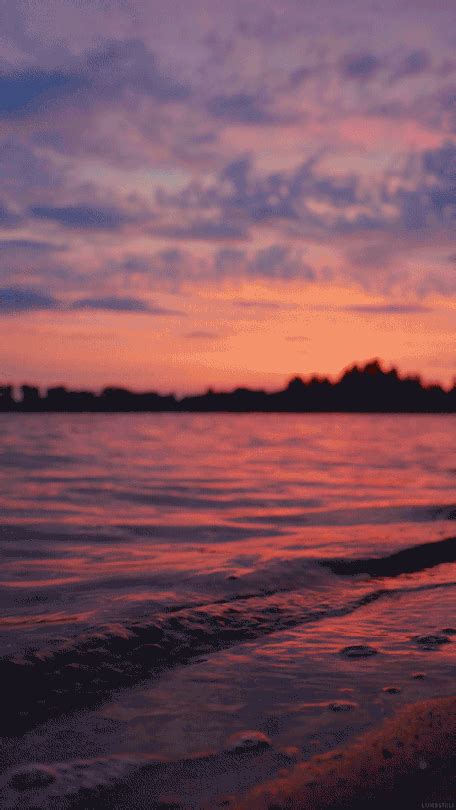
left=1, top=359, right=455, bottom=413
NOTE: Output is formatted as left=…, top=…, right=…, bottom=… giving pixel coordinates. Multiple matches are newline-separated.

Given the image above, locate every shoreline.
left=6, top=694, right=450, bottom=809
left=235, top=696, right=456, bottom=810
left=2, top=666, right=455, bottom=809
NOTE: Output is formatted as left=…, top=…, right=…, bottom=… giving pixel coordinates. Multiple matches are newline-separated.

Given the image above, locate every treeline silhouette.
left=1, top=360, right=455, bottom=413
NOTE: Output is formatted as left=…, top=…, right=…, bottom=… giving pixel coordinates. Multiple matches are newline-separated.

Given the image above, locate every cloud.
left=0, top=239, right=62, bottom=252
left=30, top=204, right=135, bottom=230
left=156, top=219, right=248, bottom=241
left=423, top=141, right=456, bottom=182
left=231, top=298, right=298, bottom=311
left=71, top=296, right=181, bottom=315
left=247, top=244, right=315, bottom=280
left=0, top=0, right=453, bottom=330
left=110, top=242, right=319, bottom=291
left=156, top=248, right=186, bottom=266
left=0, top=286, right=59, bottom=313
left=0, top=39, right=190, bottom=121
left=10, top=138, right=453, bottom=305
left=86, top=39, right=190, bottom=103
left=213, top=248, right=246, bottom=273
left=393, top=141, right=456, bottom=228
left=218, top=157, right=303, bottom=222
left=156, top=154, right=372, bottom=234
left=0, top=288, right=182, bottom=316
left=0, top=69, right=87, bottom=118
left=311, top=177, right=359, bottom=207
left=340, top=53, right=382, bottom=80
left=0, top=139, right=62, bottom=196
left=207, top=92, right=287, bottom=125
left=429, top=187, right=456, bottom=213
left=212, top=244, right=318, bottom=282
left=113, top=249, right=191, bottom=290
left=107, top=243, right=320, bottom=290
left=153, top=138, right=455, bottom=259
left=289, top=65, right=314, bottom=88
left=184, top=330, right=220, bottom=339
left=390, top=49, right=431, bottom=81
left=0, top=203, right=20, bottom=228
left=345, top=304, right=433, bottom=314
left=367, top=83, right=456, bottom=135
left=346, top=242, right=397, bottom=269
left=157, top=155, right=298, bottom=222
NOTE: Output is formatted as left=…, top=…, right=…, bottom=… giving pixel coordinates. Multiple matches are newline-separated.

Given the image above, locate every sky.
left=0, top=0, right=455, bottom=393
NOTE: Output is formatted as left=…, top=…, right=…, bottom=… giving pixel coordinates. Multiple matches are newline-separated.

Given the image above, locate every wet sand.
left=235, top=695, right=456, bottom=810
left=5, top=694, right=449, bottom=809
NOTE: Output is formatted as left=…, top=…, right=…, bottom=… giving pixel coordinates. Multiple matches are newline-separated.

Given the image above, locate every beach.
left=235, top=695, right=456, bottom=810
left=0, top=413, right=455, bottom=808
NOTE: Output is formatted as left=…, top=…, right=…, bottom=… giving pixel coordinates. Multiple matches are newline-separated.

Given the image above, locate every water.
left=0, top=413, right=455, bottom=807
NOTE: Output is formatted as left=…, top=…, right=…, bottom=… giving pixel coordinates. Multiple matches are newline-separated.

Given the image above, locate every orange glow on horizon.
left=1, top=278, right=454, bottom=393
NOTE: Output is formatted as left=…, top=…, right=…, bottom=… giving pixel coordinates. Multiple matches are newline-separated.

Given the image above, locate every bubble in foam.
left=2, top=755, right=148, bottom=807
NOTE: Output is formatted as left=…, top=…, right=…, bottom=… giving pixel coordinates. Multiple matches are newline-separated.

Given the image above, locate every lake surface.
left=0, top=414, right=455, bottom=807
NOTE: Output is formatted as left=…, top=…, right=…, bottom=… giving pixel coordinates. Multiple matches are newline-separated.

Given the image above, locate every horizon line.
left=2, top=358, right=455, bottom=399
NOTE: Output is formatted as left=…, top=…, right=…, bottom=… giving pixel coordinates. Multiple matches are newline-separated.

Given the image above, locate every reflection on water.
left=0, top=413, right=454, bottom=651
left=0, top=414, right=455, bottom=806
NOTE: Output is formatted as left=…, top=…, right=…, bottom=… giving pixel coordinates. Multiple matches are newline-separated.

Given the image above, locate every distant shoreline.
left=2, top=359, right=455, bottom=413
left=2, top=407, right=456, bottom=413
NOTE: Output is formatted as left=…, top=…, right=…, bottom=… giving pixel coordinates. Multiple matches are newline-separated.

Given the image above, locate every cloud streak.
left=345, top=304, right=434, bottom=315
left=0, top=38, right=190, bottom=122
left=31, top=204, right=136, bottom=231
left=72, top=296, right=182, bottom=315
left=0, top=287, right=59, bottom=313
left=0, top=288, right=182, bottom=316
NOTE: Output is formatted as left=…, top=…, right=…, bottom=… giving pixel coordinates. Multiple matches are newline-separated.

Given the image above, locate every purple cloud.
left=0, top=69, right=87, bottom=119
left=247, top=245, right=315, bottom=280
left=0, top=38, right=190, bottom=122
left=156, top=220, right=248, bottom=241
left=0, top=286, right=59, bottom=313
left=30, top=205, right=135, bottom=231
left=340, top=53, right=382, bottom=80
left=391, top=49, right=431, bottom=81
left=346, top=304, right=433, bottom=314
left=72, top=296, right=181, bottom=314
left=86, top=39, right=190, bottom=103
left=0, top=0, right=453, bottom=341
left=184, top=330, right=220, bottom=339
left=0, top=239, right=62, bottom=252
left=207, top=92, right=290, bottom=125
left=0, top=203, right=20, bottom=228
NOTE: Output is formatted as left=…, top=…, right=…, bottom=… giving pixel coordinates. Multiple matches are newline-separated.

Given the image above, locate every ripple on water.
left=340, top=645, right=379, bottom=659
left=414, top=634, right=451, bottom=648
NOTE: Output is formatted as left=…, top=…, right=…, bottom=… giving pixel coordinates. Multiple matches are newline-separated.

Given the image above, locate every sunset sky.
left=0, top=0, right=455, bottom=393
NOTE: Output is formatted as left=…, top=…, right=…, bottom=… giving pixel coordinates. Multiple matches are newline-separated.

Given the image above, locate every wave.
left=1, top=535, right=455, bottom=737
left=228, top=502, right=456, bottom=528
left=322, top=534, right=456, bottom=577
